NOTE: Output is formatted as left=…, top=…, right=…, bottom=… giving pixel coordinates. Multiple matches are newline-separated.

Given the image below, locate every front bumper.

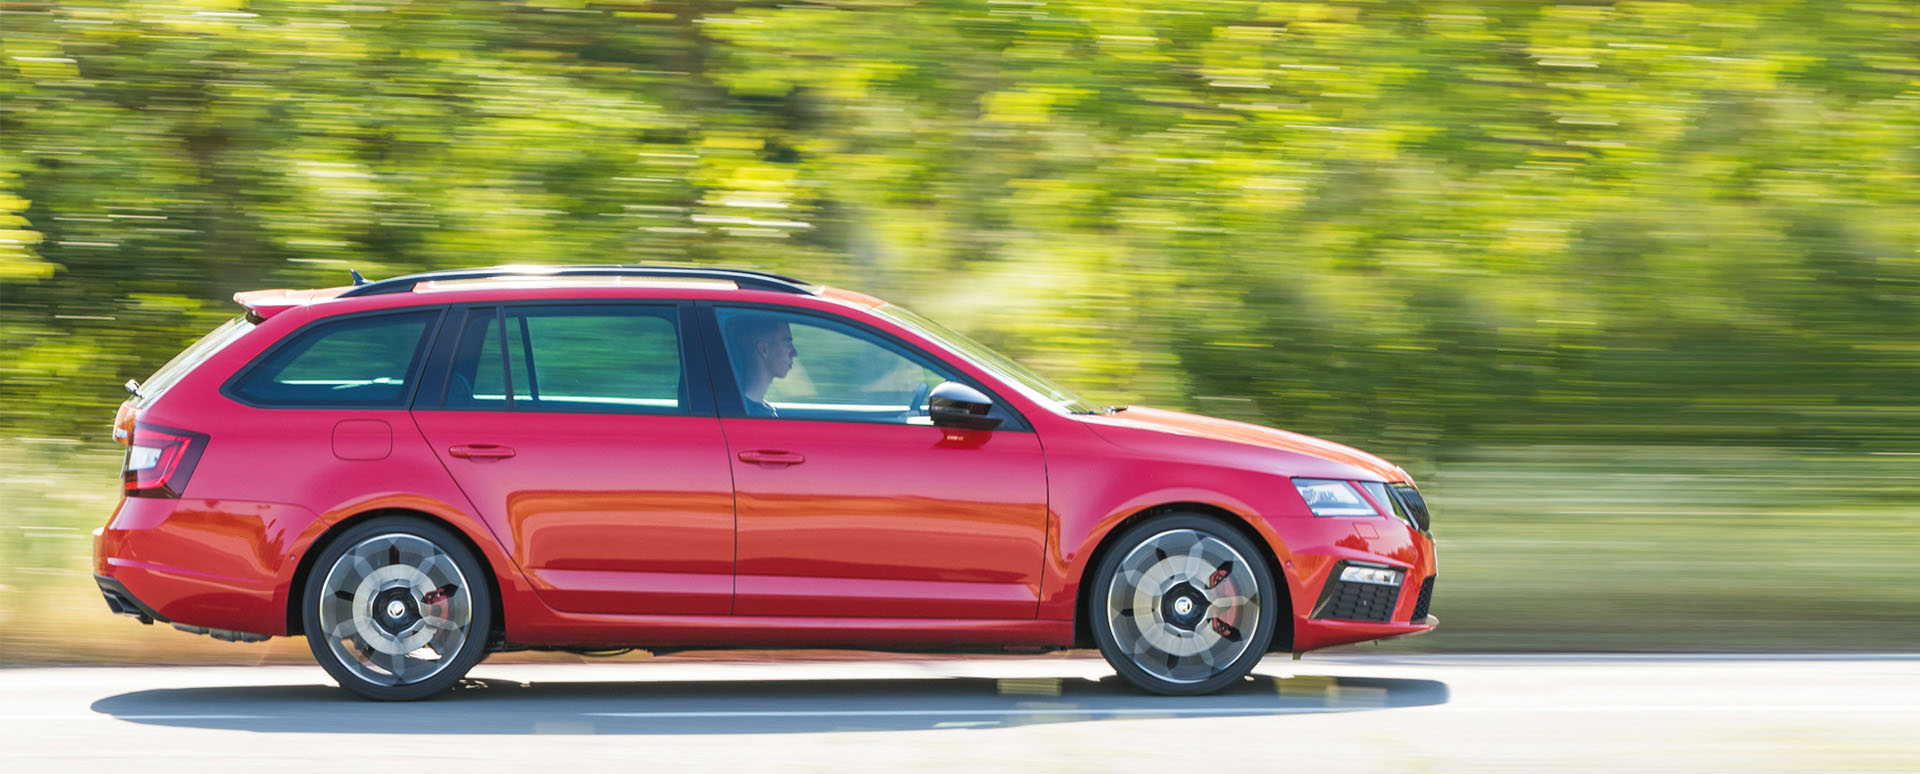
left=1284, top=516, right=1438, bottom=653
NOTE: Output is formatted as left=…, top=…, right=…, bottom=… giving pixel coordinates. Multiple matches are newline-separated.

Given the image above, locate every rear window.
left=442, top=305, right=684, bottom=413
left=136, top=316, right=257, bottom=408
left=227, top=310, right=440, bottom=407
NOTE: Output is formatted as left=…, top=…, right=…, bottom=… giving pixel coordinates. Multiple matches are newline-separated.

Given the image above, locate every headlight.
left=1291, top=478, right=1377, bottom=517
left=1393, top=483, right=1431, bottom=532
left=1359, top=481, right=1419, bottom=531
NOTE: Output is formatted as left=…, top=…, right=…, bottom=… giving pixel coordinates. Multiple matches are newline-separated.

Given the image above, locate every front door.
left=706, top=305, right=1048, bottom=619
left=412, top=303, right=733, bottom=616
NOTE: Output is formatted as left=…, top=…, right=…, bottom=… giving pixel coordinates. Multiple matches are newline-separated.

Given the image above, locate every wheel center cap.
left=1173, top=596, right=1195, bottom=616
left=386, top=600, right=407, bottom=619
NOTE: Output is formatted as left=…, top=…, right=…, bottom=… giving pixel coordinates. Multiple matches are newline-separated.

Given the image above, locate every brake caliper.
left=421, top=584, right=458, bottom=606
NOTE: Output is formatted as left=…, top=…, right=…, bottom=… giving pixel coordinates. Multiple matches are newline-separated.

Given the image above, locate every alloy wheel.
left=1103, top=527, right=1264, bottom=686
left=316, top=533, right=473, bottom=688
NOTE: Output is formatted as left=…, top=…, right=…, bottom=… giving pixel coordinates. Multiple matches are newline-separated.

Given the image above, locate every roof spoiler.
left=232, top=288, right=318, bottom=323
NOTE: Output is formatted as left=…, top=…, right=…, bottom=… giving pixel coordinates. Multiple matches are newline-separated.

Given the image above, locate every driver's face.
left=757, top=323, right=795, bottom=378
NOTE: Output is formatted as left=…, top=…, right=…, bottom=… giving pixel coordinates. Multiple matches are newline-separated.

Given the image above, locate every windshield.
left=872, top=303, right=1099, bottom=414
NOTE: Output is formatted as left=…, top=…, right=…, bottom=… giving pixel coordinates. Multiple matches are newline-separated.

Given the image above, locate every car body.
left=94, top=265, right=1436, bottom=699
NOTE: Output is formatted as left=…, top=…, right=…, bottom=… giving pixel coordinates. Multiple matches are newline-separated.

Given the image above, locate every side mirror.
left=928, top=381, right=1002, bottom=431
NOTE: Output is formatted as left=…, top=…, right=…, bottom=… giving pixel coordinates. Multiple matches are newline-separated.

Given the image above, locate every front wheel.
left=1088, top=513, right=1279, bottom=695
left=301, top=517, right=492, bottom=701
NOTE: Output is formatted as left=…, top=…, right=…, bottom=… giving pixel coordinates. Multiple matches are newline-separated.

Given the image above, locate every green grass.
left=3, top=442, right=1915, bottom=664
left=1373, top=445, right=1920, bottom=652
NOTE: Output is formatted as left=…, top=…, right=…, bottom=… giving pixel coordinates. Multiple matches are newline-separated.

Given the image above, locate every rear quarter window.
left=136, top=316, right=257, bottom=408
left=227, top=309, right=441, bottom=408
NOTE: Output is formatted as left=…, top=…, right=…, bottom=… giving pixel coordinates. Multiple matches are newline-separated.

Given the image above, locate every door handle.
left=449, top=444, right=516, bottom=459
left=737, top=450, right=805, bottom=466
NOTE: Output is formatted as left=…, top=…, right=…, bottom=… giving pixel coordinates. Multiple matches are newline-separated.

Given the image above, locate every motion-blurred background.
left=2, top=1, right=1915, bottom=664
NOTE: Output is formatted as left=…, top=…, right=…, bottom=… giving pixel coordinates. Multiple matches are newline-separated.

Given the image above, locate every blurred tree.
left=2, top=1, right=1915, bottom=457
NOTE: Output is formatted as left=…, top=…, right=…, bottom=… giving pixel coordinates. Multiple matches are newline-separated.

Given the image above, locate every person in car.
left=729, top=314, right=796, bottom=417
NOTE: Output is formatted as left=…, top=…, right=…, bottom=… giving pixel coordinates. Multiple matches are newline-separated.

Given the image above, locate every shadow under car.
left=91, top=671, right=1450, bottom=735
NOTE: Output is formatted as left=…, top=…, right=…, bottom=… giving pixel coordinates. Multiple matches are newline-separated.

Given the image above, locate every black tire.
left=301, top=516, right=493, bottom=701
left=1087, top=512, right=1279, bottom=695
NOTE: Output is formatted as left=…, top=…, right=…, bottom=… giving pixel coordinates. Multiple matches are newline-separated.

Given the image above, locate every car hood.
left=1078, top=406, right=1410, bottom=483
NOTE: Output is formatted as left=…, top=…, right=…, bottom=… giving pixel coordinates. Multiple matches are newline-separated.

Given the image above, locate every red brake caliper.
left=421, top=585, right=457, bottom=606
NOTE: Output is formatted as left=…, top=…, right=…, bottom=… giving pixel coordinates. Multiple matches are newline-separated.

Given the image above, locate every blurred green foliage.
left=3, top=1, right=1918, bottom=460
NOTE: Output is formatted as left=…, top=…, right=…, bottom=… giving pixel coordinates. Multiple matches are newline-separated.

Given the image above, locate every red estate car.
left=96, top=265, right=1436, bottom=700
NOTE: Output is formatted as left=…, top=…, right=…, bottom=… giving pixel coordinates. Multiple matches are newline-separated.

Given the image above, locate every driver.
left=729, top=315, right=796, bottom=417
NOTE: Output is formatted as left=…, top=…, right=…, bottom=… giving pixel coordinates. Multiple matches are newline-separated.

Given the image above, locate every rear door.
left=412, top=302, right=734, bottom=616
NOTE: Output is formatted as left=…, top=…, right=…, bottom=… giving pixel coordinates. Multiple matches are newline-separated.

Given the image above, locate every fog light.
left=1340, top=565, right=1404, bottom=586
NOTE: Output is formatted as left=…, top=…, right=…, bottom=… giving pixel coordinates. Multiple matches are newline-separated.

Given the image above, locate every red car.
left=95, top=265, right=1436, bottom=700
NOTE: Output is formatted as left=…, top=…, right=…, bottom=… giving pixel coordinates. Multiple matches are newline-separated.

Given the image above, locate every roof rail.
left=337, top=265, right=817, bottom=297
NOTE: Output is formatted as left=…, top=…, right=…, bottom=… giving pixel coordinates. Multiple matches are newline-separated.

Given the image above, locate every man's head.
left=731, top=314, right=796, bottom=383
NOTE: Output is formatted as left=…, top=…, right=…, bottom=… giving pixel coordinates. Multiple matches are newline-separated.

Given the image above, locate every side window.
left=444, top=306, right=684, bottom=414
left=228, top=310, right=438, bottom=407
left=714, top=307, right=958, bottom=425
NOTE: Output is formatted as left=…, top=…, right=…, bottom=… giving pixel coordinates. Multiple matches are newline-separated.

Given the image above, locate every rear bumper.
left=93, top=496, right=308, bottom=637
left=95, top=573, right=272, bottom=641
left=95, top=573, right=169, bottom=624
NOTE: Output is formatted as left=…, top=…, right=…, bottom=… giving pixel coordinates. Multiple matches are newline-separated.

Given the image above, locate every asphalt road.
left=1, top=653, right=1915, bottom=772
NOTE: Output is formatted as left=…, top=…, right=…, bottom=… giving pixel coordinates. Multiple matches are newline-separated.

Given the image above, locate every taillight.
left=112, top=400, right=137, bottom=445
left=122, top=423, right=208, bottom=498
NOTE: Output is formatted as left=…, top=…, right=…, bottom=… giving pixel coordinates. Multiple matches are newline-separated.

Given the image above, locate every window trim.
left=220, top=306, right=448, bottom=411
left=418, top=300, right=713, bottom=417
left=493, top=306, right=517, bottom=409
left=698, top=301, right=1032, bottom=432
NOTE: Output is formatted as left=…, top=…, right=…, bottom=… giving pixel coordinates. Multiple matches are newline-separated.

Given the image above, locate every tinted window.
left=715, top=307, right=956, bottom=425
left=138, top=316, right=256, bottom=408
left=229, top=310, right=438, bottom=407
left=444, top=306, right=683, bottom=413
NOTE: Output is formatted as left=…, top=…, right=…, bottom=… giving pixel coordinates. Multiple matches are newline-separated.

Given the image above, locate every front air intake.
left=1409, top=576, right=1435, bottom=622
left=1310, top=562, right=1404, bottom=623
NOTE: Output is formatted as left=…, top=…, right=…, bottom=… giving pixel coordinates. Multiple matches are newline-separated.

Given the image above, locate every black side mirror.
left=928, top=381, right=1002, bottom=430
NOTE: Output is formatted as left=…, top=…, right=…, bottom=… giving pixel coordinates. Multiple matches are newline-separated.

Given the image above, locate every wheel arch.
left=285, top=507, right=506, bottom=647
left=1070, top=501, right=1293, bottom=652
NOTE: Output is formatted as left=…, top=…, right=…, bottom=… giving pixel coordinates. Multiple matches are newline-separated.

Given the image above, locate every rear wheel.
left=1088, top=513, right=1278, bottom=695
left=301, top=517, right=492, bottom=701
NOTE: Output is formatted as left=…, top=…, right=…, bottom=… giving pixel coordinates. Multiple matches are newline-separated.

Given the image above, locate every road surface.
left=1, top=653, right=1915, bottom=772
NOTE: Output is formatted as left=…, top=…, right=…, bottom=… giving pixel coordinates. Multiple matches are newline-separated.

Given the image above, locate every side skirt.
left=501, top=610, right=1075, bottom=652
